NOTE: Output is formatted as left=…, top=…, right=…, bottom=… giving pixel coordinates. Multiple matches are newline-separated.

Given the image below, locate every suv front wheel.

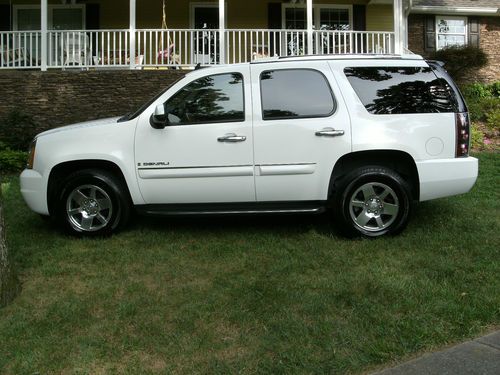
left=55, top=169, right=131, bottom=236
left=333, top=166, right=412, bottom=238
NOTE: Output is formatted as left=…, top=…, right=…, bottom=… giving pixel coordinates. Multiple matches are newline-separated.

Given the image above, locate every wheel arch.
left=328, top=150, right=420, bottom=201
left=47, top=159, right=132, bottom=216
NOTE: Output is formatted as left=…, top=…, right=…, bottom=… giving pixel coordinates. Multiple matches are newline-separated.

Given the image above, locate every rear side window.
left=344, top=66, right=459, bottom=115
left=260, top=69, right=336, bottom=120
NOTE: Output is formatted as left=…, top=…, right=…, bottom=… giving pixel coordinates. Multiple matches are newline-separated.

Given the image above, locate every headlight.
left=26, top=138, right=37, bottom=169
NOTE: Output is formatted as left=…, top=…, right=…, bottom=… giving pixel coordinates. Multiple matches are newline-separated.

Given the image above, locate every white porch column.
left=393, top=0, right=403, bottom=54
left=129, top=0, right=136, bottom=69
left=40, top=0, right=48, bottom=71
left=219, top=0, right=226, bottom=64
left=307, top=0, right=313, bottom=55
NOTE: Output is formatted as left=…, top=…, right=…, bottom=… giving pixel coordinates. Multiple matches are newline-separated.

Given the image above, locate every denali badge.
left=140, top=162, right=170, bottom=167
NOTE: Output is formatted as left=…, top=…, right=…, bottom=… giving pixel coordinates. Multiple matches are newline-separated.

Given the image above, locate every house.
left=0, top=0, right=498, bottom=79
left=0, top=0, right=406, bottom=70
left=406, top=0, right=500, bottom=82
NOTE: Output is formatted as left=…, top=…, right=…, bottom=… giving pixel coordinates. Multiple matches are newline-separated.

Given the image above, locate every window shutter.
left=268, top=3, right=282, bottom=29
left=0, top=5, right=11, bottom=31
left=353, top=5, right=366, bottom=52
left=268, top=3, right=282, bottom=56
left=468, top=17, right=480, bottom=47
left=353, top=5, right=366, bottom=31
left=86, top=4, right=100, bottom=30
left=424, top=15, right=436, bottom=52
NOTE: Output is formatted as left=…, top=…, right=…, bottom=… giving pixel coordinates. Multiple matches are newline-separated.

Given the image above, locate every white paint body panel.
left=19, top=56, right=479, bottom=218
left=134, top=65, right=256, bottom=204
left=250, top=60, right=352, bottom=201
left=328, top=59, right=456, bottom=161
left=21, top=116, right=142, bottom=215
left=417, top=157, right=478, bottom=201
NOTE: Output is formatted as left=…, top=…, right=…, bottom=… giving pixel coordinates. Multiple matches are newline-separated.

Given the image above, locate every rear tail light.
left=456, top=112, right=470, bottom=158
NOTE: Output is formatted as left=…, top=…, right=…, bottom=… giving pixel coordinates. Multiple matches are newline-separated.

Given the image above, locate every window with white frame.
left=13, top=5, right=85, bottom=31
left=282, top=4, right=352, bottom=30
left=436, top=16, right=467, bottom=50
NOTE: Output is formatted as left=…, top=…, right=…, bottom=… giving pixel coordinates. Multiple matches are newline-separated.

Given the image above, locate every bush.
left=0, top=111, right=38, bottom=151
left=490, top=82, right=500, bottom=98
left=0, top=148, right=27, bottom=174
left=462, top=83, right=494, bottom=99
left=430, top=45, right=488, bottom=82
left=486, top=110, right=500, bottom=133
left=470, top=123, right=485, bottom=150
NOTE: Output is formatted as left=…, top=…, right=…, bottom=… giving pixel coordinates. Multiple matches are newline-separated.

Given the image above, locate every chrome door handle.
left=218, top=133, right=247, bottom=142
left=315, top=128, right=345, bottom=137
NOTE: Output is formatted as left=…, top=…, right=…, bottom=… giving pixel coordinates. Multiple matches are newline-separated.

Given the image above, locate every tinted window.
left=344, top=66, right=459, bottom=114
left=261, top=69, right=335, bottom=120
left=165, top=73, right=244, bottom=125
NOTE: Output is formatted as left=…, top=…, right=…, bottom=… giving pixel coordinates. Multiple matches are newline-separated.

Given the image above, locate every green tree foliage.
left=430, top=46, right=488, bottom=83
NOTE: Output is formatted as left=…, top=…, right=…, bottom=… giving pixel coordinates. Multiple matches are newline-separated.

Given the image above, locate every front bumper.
left=20, top=169, right=49, bottom=215
left=417, top=157, right=478, bottom=202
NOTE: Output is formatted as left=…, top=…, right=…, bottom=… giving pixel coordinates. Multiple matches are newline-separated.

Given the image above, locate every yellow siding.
left=2, top=0, right=394, bottom=32
left=366, top=4, right=394, bottom=31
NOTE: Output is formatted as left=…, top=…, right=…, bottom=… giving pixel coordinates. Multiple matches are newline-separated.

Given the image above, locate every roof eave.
left=410, top=6, right=499, bottom=16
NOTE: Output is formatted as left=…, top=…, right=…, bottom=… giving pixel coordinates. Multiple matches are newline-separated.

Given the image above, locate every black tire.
left=55, top=169, right=131, bottom=236
left=332, top=166, right=412, bottom=238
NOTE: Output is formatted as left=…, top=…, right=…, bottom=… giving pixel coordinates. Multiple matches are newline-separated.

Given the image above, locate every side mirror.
left=150, top=104, right=167, bottom=129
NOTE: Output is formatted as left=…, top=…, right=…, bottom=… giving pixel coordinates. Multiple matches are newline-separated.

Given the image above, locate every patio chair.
left=61, top=32, right=91, bottom=67
left=157, top=43, right=181, bottom=66
left=0, top=45, right=27, bottom=67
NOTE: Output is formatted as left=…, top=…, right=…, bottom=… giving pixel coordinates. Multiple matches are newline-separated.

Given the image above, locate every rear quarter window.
left=344, top=66, right=459, bottom=115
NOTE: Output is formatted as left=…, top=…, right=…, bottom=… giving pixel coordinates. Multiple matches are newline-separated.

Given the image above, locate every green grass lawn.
left=0, top=153, right=499, bottom=374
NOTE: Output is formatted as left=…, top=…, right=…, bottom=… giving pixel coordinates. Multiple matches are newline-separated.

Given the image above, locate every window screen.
left=165, top=73, right=244, bottom=125
left=344, top=66, right=459, bottom=114
left=260, top=69, right=335, bottom=120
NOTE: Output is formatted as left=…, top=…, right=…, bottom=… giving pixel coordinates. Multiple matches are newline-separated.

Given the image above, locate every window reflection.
left=261, top=69, right=335, bottom=120
left=165, top=73, right=244, bottom=125
left=344, top=67, right=458, bottom=114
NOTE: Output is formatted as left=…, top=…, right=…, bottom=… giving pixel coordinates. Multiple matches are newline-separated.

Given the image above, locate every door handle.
left=315, top=127, right=345, bottom=137
left=218, top=133, right=247, bottom=143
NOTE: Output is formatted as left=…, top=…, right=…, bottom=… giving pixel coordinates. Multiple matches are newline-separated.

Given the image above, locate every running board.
left=135, top=201, right=327, bottom=217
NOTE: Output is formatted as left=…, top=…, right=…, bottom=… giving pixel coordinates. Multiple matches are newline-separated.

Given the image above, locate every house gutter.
left=409, top=6, right=499, bottom=16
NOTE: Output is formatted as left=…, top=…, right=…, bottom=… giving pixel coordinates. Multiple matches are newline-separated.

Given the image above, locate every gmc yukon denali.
left=20, top=55, right=478, bottom=237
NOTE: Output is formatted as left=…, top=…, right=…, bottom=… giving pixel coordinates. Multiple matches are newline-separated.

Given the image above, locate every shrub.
left=0, top=111, right=38, bottom=151
left=0, top=148, right=28, bottom=174
left=430, top=45, right=488, bottom=82
left=490, top=82, right=500, bottom=98
left=462, top=83, right=493, bottom=99
left=470, top=123, right=485, bottom=150
left=486, top=110, right=500, bottom=132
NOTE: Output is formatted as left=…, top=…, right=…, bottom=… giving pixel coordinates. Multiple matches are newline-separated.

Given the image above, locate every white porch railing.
left=0, top=29, right=396, bottom=70
left=1, top=31, right=42, bottom=68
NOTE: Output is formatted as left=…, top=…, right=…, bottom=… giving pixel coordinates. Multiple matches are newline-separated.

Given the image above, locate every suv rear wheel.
left=55, top=169, right=131, bottom=236
left=333, top=166, right=412, bottom=237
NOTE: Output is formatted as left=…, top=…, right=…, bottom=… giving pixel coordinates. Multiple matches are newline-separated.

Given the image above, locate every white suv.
left=20, top=55, right=478, bottom=237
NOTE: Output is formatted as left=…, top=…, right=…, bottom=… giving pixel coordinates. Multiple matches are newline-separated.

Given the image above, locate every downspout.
left=404, top=0, right=413, bottom=50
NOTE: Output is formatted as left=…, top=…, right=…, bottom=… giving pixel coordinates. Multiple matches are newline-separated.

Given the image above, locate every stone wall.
left=477, top=17, right=500, bottom=83
left=407, top=15, right=500, bottom=83
left=0, top=69, right=186, bottom=134
left=407, top=14, right=425, bottom=56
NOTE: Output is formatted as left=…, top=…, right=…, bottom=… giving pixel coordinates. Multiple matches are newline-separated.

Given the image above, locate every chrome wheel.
left=66, top=184, right=113, bottom=232
left=348, top=182, right=399, bottom=232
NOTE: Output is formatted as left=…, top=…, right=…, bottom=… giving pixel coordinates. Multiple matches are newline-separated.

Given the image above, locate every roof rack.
left=250, top=53, right=424, bottom=64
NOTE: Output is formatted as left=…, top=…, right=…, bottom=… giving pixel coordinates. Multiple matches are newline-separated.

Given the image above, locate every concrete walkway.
left=373, top=331, right=500, bottom=375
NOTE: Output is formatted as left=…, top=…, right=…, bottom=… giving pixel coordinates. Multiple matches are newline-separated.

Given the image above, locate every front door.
left=192, top=5, right=220, bottom=64
left=250, top=61, right=351, bottom=202
left=135, top=67, right=255, bottom=205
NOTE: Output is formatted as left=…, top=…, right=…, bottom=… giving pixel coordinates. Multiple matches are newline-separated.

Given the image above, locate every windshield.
left=118, top=75, right=186, bottom=123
